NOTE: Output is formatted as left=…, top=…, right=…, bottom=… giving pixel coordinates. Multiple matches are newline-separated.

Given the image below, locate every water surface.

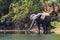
left=0, top=34, right=60, bottom=40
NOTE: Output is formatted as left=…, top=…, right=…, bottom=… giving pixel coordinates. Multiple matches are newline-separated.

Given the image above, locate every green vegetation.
left=0, top=0, right=60, bottom=39
left=51, top=21, right=60, bottom=28
left=0, top=0, right=60, bottom=31
left=0, top=0, right=43, bottom=22
left=1, top=0, right=60, bottom=22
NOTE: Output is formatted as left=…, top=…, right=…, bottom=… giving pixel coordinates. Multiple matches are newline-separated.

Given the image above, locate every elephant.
left=28, top=12, right=52, bottom=34
left=28, top=5, right=60, bottom=34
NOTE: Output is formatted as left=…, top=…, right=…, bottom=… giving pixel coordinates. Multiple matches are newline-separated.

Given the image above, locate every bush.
left=51, top=21, right=60, bottom=28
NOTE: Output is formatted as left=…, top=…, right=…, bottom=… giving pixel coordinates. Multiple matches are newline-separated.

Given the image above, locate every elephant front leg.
left=36, top=22, right=40, bottom=34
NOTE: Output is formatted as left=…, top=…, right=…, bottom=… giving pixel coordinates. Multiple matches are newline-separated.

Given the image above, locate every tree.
left=0, top=0, right=44, bottom=30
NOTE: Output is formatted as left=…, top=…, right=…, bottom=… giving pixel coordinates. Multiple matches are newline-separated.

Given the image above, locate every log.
left=0, top=30, right=28, bottom=32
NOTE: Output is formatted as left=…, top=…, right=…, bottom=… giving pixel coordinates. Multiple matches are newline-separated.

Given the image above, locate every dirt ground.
left=30, top=26, right=60, bottom=34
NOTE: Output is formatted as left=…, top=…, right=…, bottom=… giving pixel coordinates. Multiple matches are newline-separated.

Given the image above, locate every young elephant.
left=29, top=12, right=51, bottom=34
left=29, top=6, right=54, bottom=34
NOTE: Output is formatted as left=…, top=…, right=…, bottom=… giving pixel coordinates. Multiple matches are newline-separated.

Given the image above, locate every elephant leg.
left=46, top=23, right=52, bottom=34
left=45, top=25, right=49, bottom=34
left=42, top=23, right=47, bottom=34
left=36, top=22, right=40, bottom=34
left=43, top=22, right=51, bottom=34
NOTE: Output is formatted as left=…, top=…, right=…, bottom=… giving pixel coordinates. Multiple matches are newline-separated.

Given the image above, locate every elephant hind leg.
left=42, top=23, right=47, bottom=34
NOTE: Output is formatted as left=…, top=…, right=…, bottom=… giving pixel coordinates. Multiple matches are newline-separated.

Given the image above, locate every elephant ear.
left=30, top=14, right=36, bottom=20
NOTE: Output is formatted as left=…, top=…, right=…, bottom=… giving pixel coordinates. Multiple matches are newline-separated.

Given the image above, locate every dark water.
left=0, top=34, right=60, bottom=40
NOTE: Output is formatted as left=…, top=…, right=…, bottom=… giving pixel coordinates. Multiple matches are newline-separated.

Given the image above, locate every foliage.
left=0, top=0, right=44, bottom=22
left=51, top=21, right=60, bottom=27
left=0, top=0, right=12, bottom=22
left=9, top=0, right=44, bottom=21
left=56, top=0, right=60, bottom=3
left=0, top=0, right=60, bottom=30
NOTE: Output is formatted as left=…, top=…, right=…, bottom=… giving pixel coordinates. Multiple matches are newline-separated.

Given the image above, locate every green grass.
left=51, top=21, right=60, bottom=28
left=0, top=34, right=60, bottom=40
